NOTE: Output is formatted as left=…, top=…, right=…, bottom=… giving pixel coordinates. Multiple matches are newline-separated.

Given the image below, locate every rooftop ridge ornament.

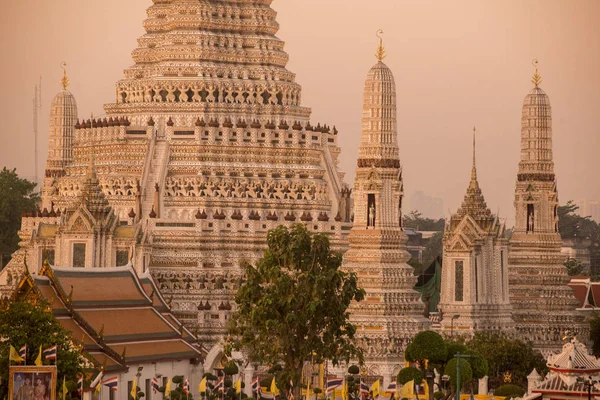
left=61, top=62, right=70, bottom=90
left=532, top=59, right=542, bottom=87
left=375, top=29, right=386, bottom=62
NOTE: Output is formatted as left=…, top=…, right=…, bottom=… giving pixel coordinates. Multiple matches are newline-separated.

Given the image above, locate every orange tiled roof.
left=17, top=265, right=203, bottom=367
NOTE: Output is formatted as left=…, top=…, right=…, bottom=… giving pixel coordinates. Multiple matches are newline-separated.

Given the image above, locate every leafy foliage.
left=0, top=300, right=85, bottom=400
left=467, top=332, right=547, bottom=389
left=404, top=210, right=446, bottom=271
left=397, top=367, right=423, bottom=385
left=564, top=258, right=585, bottom=276
left=0, top=168, right=39, bottom=268
left=589, top=311, right=600, bottom=356
left=228, top=224, right=365, bottom=399
left=559, top=201, right=600, bottom=277
left=404, top=211, right=446, bottom=232
left=493, top=384, right=525, bottom=397
left=405, top=330, right=448, bottom=365
left=444, top=358, right=472, bottom=387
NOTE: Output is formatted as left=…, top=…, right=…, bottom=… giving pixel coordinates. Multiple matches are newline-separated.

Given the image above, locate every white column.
left=478, top=376, right=488, bottom=395
left=243, top=365, right=255, bottom=396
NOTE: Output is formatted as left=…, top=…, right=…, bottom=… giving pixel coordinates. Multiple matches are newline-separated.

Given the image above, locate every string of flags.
left=8, top=344, right=57, bottom=365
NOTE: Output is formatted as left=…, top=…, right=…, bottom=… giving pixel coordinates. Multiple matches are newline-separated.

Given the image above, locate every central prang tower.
left=343, top=34, right=431, bottom=384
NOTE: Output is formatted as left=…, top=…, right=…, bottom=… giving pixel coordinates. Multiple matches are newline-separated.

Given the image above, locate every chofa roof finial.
left=375, top=29, right=386, bottom=62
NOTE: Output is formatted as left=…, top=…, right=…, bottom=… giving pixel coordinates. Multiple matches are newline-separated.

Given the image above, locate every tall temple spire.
left=453, top=127, right=491, bottom=223
left=375, top=30, right=386, bottom=62
left=439, top=125, right=513, bottom=336
left=470, top=127, right=478, bottom=189
left=344, top=41, right=430, bottom=381
left=61, top=62, right=70, bottom=90
left=509, top=65, right=589, bottom=354
left=532, top=59, right=542, bottom=88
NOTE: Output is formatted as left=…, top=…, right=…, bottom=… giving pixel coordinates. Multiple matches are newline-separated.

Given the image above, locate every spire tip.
left=532, top=59, right=542, bottom=87
left=60, top=62, right=70, bottom=90
left=375, top=30, right=386, bottom=62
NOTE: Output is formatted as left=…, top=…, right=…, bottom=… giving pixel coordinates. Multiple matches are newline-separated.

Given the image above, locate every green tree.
left=404, top=211, right=445, bottom=232
left=397, top=367, right=423, bottom=400
left=564, top=258, right=585, bottom=276
left=559, top=201, right=600, bottom=277
left=228, top=224, right=366, bottom=399
left=159, top=375, right=195, bottom=400
left=493, top=384, right=525, bottom=397
left=405, top=330, right=448, bottom=367
left=467, top=332, right=547, bottom=389
left=444, top=359, right=472, bottom=388
left=0, top=299, right=85, bottom=400
left=0, top=168, right=39, bottom=268
left=589, top=311, right=600, bottom=356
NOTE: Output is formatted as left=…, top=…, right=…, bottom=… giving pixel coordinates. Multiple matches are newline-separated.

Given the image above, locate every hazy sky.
left=1, top=0, right=599, bottom=225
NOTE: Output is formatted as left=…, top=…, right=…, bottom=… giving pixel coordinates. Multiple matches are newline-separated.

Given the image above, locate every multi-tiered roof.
left=36, top=0, right=350, bottom=347
left=106, top=0, right=309, bottom=122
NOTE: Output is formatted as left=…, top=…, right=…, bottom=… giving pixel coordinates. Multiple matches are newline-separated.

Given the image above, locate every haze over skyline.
left=0, top=0, right=598, bottom=226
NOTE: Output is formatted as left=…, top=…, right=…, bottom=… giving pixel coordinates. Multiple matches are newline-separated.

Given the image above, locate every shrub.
left=493, top=384, right=525, bottom=397
left=348, top=365, right=360, bottom=375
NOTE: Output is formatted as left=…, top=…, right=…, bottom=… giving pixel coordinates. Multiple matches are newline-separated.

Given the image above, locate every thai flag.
left=18, top=345, right=27, bottom=360
left=102, top=376, right=118, bottom=391
left=152, top=377, right=160, bottom=394
left=43, top=345, right=57, bottom=361
left=214, top=378, right=224, bottom=393
left=326, top=377, right=343, bottom=393
left=183, top=378, right=190, bottom=394
left=386, top=382, right=397, bottom=392
left=360, top=381, right=369, bottom=394
left=251, top=377, right=260, bottom=393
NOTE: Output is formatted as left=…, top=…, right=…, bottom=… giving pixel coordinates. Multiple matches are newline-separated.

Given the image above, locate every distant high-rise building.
left=574, top=199, right=600, bottom=223
left=409, top=191, right=444, bottom=219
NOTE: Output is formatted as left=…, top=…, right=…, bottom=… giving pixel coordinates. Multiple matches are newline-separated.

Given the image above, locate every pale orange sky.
left=0, top=0, right=598, bottom=225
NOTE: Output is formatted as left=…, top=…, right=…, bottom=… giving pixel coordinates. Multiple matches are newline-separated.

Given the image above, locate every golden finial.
left=375, top=30, right=386, bottom=62
left=532, top=59, right=542, bottom=87
left=60, top=62, right=70, bottom=90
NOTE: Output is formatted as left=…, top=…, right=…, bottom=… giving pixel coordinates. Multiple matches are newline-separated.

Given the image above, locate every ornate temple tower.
left=508, top=65, right=588, bottom=354
left=42, top=64, right=78, bottom=209
left=343, top=35, right=430, bottom=383
left=2, top=0, right=352, bottom=368
left=439, top=129, right=513, bottom=335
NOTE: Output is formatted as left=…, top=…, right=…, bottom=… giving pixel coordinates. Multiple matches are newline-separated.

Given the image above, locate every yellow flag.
left=95, top=383, right=101, bottom=395
left=165, top=378, right=171, bottom=399
left=400, top=380, right=414, bottom=400
left=9, top=346, right=25, bottom=363
left=341, top=381, right=348, bottom=400
left=35, top=345, right=43, bottom=366
left=270, top=378, right=280, bottom=396
left=371, top=380, right=380, bottom=398
left=234, top=379, right=242, bottom=395
left=131, top=376, right=137, bottom=399
left=198, top=377, right=207, bottom=393
left=62, top=376, right=68, bottom=400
